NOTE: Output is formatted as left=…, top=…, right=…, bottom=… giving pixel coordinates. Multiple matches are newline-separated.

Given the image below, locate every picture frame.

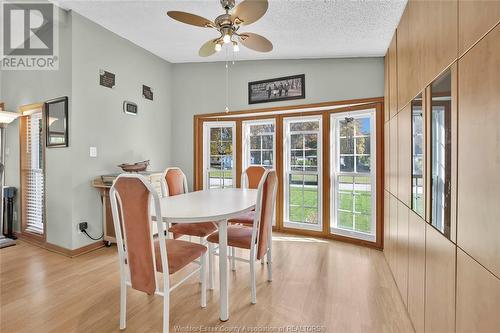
left=45, top=96, right=69, bottom=148
left=248, top=74, right=305, bottom=104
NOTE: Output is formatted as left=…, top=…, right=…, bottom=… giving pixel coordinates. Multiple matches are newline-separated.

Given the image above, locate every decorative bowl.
left=118, top=160, right=150, bottom=172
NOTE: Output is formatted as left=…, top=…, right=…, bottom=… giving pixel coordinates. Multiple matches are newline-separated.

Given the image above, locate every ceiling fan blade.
left=199, top=39, right=218, bottom=57
left=231, top=0, right=268, bottom=25
left=167, top=11, right=214, bottom=28
left=239, top=32, right=273, bottom=52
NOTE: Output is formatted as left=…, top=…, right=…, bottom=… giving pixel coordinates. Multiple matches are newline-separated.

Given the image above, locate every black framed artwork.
left=248, top=74, right=305, bottom=104
left=45, top=96, right=69, bottom=148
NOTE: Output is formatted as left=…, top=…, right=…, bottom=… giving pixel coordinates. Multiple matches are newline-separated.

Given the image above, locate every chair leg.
left=208, top=242, right=214, bottom=290
left=199, top=237, right=205, bottom=283
left=163, top=289, right=170, bottom=333
left=267, top=247, right=272, bottom=282
left=119, top=277, right=127, bottom=330
left=231, top=247, right=236, bottom=271
left=200, top=252, right=207, bottom=308
left=250, top=251, right=257, bottom=304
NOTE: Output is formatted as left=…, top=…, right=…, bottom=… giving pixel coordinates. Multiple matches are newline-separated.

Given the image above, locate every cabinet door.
left=395, top=201, right=409, bottom=306
left=457, top=24, right=500, bottom=278
left=408, top=211, right=425, bottom=333
left=389, top=115, right=398, bottom=195
left=425, top=225, right=456, bottom=333
left=456, top=249, right=500, bottom=333
left=459, top=0, right=500, bottom=55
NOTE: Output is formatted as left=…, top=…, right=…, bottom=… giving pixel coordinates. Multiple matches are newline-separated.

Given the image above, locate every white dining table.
left=156, top=188, right=258, bottom=321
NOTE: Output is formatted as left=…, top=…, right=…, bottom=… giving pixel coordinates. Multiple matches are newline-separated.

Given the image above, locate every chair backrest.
left=243, top=166, right=266, bottom=189
left=252, top=169, right=278, bottom=260
left=162, top=167, right=188, bottom=197
left=109, top=174, right=168, bottom=295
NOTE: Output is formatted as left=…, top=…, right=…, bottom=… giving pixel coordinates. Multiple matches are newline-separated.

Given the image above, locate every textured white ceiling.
left=55, top=0, right=407, bottom=63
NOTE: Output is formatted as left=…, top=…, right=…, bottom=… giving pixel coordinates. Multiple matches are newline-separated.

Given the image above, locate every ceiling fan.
left=167, top=0, right=273, bottom=57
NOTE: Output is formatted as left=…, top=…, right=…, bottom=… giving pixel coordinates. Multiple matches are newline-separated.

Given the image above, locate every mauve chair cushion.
left=207, top=225, right=253, bottom=249
left=228, top=211, right=255, bottom=225
left=168, top=222, right=217, bottom=238
left=246, top=166, right=266, bottom=189
left=154, top=239, right=207, bottom=274
left=165, top=169, right=186, bottom=196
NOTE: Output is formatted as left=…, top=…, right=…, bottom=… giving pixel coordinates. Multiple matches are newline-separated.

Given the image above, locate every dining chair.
left=207, top=169, right=278, bottom=304
left=228, top=165, right=266, bottom=226
left=110, top=174, right=207, bottom=333
left=161, top=167, right=217, bottom=286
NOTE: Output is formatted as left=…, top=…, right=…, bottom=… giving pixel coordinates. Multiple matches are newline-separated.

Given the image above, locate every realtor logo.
left=1, top=1, right=59, bottom=70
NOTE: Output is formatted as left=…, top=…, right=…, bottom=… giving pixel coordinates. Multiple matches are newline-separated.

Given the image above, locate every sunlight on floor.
left=272, top=236, right=329, bottom=243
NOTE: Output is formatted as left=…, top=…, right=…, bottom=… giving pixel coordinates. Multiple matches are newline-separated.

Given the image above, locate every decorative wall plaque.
left=142, top=85, right=153, bottom=101
left=99, top=70, right=116, bottom=88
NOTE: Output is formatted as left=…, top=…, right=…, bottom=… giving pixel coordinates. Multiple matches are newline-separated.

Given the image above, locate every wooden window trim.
left=194, top=98, right=385, bottom=250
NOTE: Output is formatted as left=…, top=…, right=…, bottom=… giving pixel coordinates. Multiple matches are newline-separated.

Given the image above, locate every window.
left=203, top=122, right=236, bottom=189
left=330, top=110, right=376, bottom=241
left=283, top=116, right=322, bottom=231
left=242, top=120, right=275, bottom=170
left=430, top=70, right=452, bottom=238
left=21, top=110, right=45, bottom=235
left=411, top=94, right=424, bottom=217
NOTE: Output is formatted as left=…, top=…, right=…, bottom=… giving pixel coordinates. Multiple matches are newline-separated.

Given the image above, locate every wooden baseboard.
left=14, top=232, right=105, bottom=258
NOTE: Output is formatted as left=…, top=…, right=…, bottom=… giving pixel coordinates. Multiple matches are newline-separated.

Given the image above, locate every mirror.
left=411, top=93, right=424, bottom=217
left=45, top=97, right=68, bottom=147
left=430, top=70, right=452, bottom=238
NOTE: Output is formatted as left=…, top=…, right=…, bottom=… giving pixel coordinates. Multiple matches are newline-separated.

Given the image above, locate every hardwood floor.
left=0, top=234, right=414, bottom=333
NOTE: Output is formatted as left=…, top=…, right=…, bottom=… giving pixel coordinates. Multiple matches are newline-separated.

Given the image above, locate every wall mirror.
left=45, top=97, right=69, bottom=148
left=411, top=93, right=424, bottom=217
left=430, top=70, right=452, bottom=238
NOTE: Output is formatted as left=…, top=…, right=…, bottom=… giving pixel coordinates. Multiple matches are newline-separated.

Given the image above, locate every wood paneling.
left=395, top=201, right=409, bottom=306
left=384, top=190, right=391, bottom=259
left=397, top=5, right=411, bottom=109
left=456, top=249, right=500, bottom=333
left=407, top=211, right=426, bottom=333
left=457, top=24, right=500, bottom=277
left=384, top=122, right=390, bottom=191
left=425, top=225, right=456, bottom=333
left=389, top=115, right=398, bottom=195
left=397, top=104, right=411, bottom=206
left=389, top=194, right=399, bottom=273
left=388, top=35, right=398, bottom=118
left=458, top=0, right=500, bottom=56
left=384, top=55, right=390, bottom=122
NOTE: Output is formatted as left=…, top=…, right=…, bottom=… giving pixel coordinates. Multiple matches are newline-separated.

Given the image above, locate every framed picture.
left=45, top=96, right=68, bottom=148
left=248, top=74, right=305, bottom=104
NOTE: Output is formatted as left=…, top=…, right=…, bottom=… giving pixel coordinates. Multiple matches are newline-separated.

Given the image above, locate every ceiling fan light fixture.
left=223, top=34, right=231, bottom=44
left=214, top=42, right=222, bottom=52
left=232, top=41, right=239, bottom=52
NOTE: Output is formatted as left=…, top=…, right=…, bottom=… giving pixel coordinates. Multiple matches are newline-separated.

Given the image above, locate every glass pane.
left=290, top=134, right=303, bottom=149
left=289, top=174, right=303, bottom=206
left=356, top=118, right=371, bottom=136
left=412, top=93, right=425, bottom=217
left=338, top=192, right=352, bottom=210
left=355, top=214, right=371, bottom=233
left=431, top=70, right=452, bottom=238
left=338, top=211, right=353, bottom=230
left=304, top=134, right=318, bottom=149
left=340, top=156, right=354, bottom=172
left=261, top=135, right=273, bottom=149
left=303, top=208, right=318, bottom=224
left=339, top=120, right=354, bottom=138
left=210, top=157, right=222, bottom=169
left=221, top=155, right=233, bottom=170
left=250, top=124, right=274, bottom=135
left=261, top=151, right=273, bottom=167
left=250, top=151, right=261, bottom=165
left=208, top=171, right=222, bottom=189
left=340, top=137, right=354, bottom=154
left=356, top=137, right=370, bottom=155
left=250, top=136, right=260, bottom=149
left=291, top=150, right=304, bottom=171
left=304, top=150, right=318, bottom=171
left=290, top=121, right=319, bottom=131
left=356, top=156, right=371, bottom=173
left=289, top=206, right=302, bottom=223
left=222, top=171, right=233, bottom=188
left=221, top=127, right=232, bottom=140
left=210, top=128, right=220, bottom=141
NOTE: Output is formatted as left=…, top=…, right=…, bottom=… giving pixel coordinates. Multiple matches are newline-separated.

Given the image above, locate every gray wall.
left=1, top=11, right=173, bottom=249
left=171, top=58, right=384, bottom=188
left=70, top=13, right=172, bottom=249
left=1, top=8, right=73, bottom=248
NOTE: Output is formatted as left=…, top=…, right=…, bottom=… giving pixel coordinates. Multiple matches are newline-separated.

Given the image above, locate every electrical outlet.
left=78, top=222, right=88, bottom=233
